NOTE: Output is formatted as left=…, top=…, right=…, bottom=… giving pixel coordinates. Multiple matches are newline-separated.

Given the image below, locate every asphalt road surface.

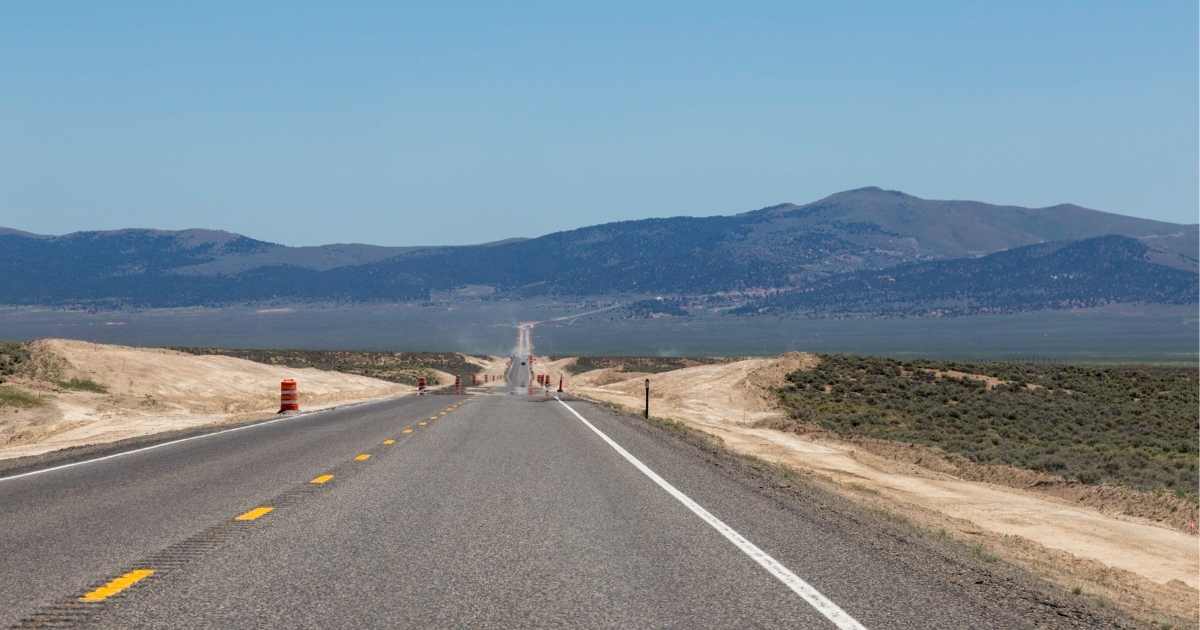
left=0, top=353, right=1114, bottom=628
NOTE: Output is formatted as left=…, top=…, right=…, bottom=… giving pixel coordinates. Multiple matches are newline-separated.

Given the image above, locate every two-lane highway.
left=1, top=356, right=1108, bottom=628
left=0, top=392, right=466, bottom=628
left=506, top=350, right=533, bottom=394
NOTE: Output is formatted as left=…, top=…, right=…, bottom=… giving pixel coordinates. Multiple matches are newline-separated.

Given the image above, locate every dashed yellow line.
left=74, top=395, right=483, bottom=609
left=80, top=569, right=155, bottom=602
left=234, top=506, right=274, bottom=521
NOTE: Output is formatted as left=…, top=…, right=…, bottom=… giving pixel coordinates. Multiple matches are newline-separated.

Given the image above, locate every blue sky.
left=1, top=1, right=1196, bottom=245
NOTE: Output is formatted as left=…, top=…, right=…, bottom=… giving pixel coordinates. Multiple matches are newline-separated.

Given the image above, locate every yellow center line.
left=383, top=439, right=395, bottom=445
left=234, top=506, right=274, bottom=521
left=310, top=474, right=334, bottom=485
left=418, top=421, right=427, bottom=426
left=80, top=569, right=155, bottom=602
left=402, top=427, right=413, bottom=434
left=355, top=453, right=371, bottom=461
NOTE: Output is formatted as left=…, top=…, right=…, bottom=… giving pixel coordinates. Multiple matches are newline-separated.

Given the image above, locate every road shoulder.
left=559, top=396, right=1138, bottom=629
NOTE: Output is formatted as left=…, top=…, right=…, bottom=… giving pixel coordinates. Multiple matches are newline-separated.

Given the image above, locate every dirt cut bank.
left=0, top=339, right=412, bottom=460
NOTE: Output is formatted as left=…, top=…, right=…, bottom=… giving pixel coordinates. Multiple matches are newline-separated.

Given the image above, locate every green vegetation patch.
left=56, top=377, right=108, bottom=393
left=172, top=347, right=484, bottom=386
left=0, top=384, right=42, bottom=408
left=0, top=342, right=31, bottom=384
left=564, top=355, right=735, bottom=374
left=777, top=354, right=1199, bottom=497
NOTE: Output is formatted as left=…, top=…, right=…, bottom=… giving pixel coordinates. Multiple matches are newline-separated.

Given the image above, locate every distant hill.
left=746, top=187, right=1194, bottom=259
left=1, top=187, right=1195, bottom=312
left=351, top=187, right=1195, bottom=295
left=734, top=235, right=1199, bottom=317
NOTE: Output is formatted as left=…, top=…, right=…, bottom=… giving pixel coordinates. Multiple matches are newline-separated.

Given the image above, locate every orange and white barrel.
left=280, top=379, right=300, bottom=412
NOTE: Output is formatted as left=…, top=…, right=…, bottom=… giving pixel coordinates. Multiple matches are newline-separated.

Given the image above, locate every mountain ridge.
left=1, top=187, right=1195, bottom=312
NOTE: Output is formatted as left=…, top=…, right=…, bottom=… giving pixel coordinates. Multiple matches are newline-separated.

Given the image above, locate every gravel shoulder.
left=553, top=393, right=1138, bottom=628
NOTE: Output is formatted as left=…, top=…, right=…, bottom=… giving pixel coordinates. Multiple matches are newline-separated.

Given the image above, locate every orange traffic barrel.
left=280, top=379, right=300, bottom=412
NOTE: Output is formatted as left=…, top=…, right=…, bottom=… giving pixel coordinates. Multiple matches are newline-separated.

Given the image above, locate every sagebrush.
left=778, top=355, right=1198, bottom=497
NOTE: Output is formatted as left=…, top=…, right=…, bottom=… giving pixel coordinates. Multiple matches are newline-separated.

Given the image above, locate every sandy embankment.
left=570, top=354, right=1199, bottom=623
left=0, top=339, right=412, bottom=460
left=526, top=356, right=577, bottom=391
left=462, top=355, right=510, bottom=387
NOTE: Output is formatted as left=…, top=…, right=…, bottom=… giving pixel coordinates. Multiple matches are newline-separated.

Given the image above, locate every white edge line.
left=554, top=396, right=867, bottom=630
left=0, top=394, right=407, bottom=484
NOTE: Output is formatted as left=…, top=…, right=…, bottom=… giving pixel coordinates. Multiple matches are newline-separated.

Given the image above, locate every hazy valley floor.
left=1, top=302, right=1195, bottom=362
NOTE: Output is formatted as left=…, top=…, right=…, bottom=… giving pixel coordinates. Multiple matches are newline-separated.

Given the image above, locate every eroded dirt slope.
left=0, top=339, right=410, bottom=459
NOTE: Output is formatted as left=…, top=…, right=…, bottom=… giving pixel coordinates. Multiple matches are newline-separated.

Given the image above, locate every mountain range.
left=734, top=234, right=1198, bottom=317
left=1, top=187, right=1195, bottom=316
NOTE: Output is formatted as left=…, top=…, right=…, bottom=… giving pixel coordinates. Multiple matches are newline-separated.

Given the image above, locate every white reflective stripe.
left=555, top=397, right=867, bottom=630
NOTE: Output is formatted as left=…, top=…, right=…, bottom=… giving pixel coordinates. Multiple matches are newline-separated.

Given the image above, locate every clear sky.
left=2, top=1, right=1196, bottom=245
